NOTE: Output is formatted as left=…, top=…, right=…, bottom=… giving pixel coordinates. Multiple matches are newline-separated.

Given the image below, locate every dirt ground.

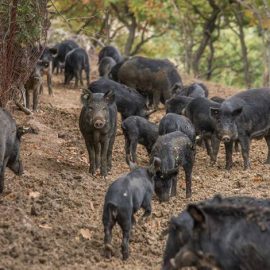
left=1, top=59, right=270, bottom=270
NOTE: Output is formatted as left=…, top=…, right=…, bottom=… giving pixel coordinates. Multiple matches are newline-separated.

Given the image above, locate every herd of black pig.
left=1, top=39, right=270, bottom=269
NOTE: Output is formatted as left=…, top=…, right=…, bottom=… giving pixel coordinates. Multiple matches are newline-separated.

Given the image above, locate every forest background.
left=51, top=0, right=270, bottom=88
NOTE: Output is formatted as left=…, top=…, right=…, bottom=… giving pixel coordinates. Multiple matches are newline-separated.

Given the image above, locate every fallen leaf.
left=253, top=175, right=263, bottom=182
left=80, top=228, right=91, bottom=240
left=29, top=191, right=41, bottom=199
left=89, top=201, right=94, bottom=211
left=39, top=224, right=52, bottom=229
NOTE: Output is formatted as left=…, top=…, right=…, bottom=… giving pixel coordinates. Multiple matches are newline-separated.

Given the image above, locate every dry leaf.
left=80, top=228, right=91, bottom=240
left=89, top=201, right=94, bottom=211
left=253, top=175, right=263, bottom=182
left=39, top=224, right=52, bottom=229
left=29, top=191, right=41, bottom=199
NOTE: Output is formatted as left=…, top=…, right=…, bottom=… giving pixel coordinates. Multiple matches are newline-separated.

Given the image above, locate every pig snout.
left=222, top=135, right=231, bottom=143
left=94, top=118, right=105, bottom=129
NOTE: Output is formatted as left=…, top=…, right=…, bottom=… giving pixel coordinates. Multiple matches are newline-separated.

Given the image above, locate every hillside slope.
left=0, top=63, right=269, bottom=270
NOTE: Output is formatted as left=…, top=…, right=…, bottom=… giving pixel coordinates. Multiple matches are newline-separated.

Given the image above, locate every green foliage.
left=51, top=0, right=270, bottom=88
left=0, top=1, right=48, bottom=45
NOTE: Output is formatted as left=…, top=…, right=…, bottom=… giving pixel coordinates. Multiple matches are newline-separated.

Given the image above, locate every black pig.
left=116, top=56, right=182, bottom=109
left=64, top=47, right=90, bottom=87
left=159, top=113, right=196, bottom=145
left=89, top=78, right=150, bottom=120
left=98, top=56, right=116, bottom=78
left=25, top=60, right=47, bottom=111
left=165, top=96, right=193, bottom=115
left=0, top=109, right=34, bottom=192
left=172, top=82, right=209, bottom=98
left=102, top=158, right=160, bottom=260
left=98, top=45, right=122, bottom=64
left=51, top=39, right=79, bottom=71
left=162, top=195, right=270, bottom=270
left=210, top=88, right=270, bottom=170
left=39, top=47, right=57, bottom=95
left=79, top=89, right=117, bottom=177
left=151, top=131, right=195, bottom=201
left=122, top=116, right=159, bottom=164
left=173, top=197, right=270, bottom=270
left=184, top=97, right=221, bottom=163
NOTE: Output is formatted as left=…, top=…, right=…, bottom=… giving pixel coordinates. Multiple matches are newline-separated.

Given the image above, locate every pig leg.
left=211, top=135, right=220, bottom=163
left=33, top=87, right=39, bottom=111
left=104, top=213, right=116, bottom=259
left=85, top=66, right=90, bottom=86
left=153, top=91, right=161, bottom=110
left=264, top=135, right=270, bottom=164
left=142, top=193, right=152, bottom=218
left=130, top=138, right=138, bottom=164
left=162, top=88, right=171, bottom=103
left=204, top=137, right=215, bottom=162
left=183, top=163, right=192, bottom=198
left=107, top=131, right=116, bottom=172
left=0, top=158, right=8, bottom=193
left=79, top=69, right=83, bottom=86
left=239, top=136, right=250, bottom=170
left=85, top=140, right=96, bottom=175
left=119, top=216, right=131, bottom=260
left=25, top=89, right=30, bottom=109
left=64, top=72, right=69, bottom=85
left=234, top=141, right=240, bottom=152
left=47, top=73, right=53, bottom=95
left=74, top=71, right=79, bottom=88
left=224, top=141, right=233, bottom=170
left=124, top=136, right=131, bottom=165
left=39, top=84, right=44, bottom=95
left=8, top=159, right=23, bottom=175
left=100, top=137, right=109, bottom=177
left=94, top=142, right=101, bottom=173
left=171, top=175, right=178, bottom=197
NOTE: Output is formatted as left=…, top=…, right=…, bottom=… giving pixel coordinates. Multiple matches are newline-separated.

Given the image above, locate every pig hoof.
left=122, top=253, right=129, bottom=261
left=104, top=243, right=113, bottom=258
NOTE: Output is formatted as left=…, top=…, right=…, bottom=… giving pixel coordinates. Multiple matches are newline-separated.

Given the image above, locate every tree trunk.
left=124, top=15, right=137, bottom=56
left=234, top=7, right=251, bottom=88
left=263, top=33, right=270, bottom=88
left=92, top=11, right=110, bottom=47
left=192, top=0, right=221, bottom=77
left=206, top=39, right=214, bottom=80
left=182, top=17, right=194, bottom=74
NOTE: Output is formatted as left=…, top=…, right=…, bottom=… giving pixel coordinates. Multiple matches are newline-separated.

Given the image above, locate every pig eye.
left=102, top=107, right=107, bottom=111
left=89, top=106, right=93, bottom=111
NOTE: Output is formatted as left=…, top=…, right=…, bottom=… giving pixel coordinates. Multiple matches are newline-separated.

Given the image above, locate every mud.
left=1, top=61, right=270, bottom=270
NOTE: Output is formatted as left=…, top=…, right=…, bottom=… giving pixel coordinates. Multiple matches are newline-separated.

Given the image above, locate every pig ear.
left=81, top=89, right=92, bottom=106
left=210, top=107, right=220, bottom=120
left=187, top=204, right=206, bottom=227
left=153, top=157, right=161, bottom=172
left=232, top=107, right=242, bottom=118
left=171, top=83, right=182, bottom=95
left=104, top=89, right=115, bottom=104
left=148, top=156, right=161, bottom=174
left=49, top=47, right=58, bottom=56
left=181, top=107, right=186, bottom=116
